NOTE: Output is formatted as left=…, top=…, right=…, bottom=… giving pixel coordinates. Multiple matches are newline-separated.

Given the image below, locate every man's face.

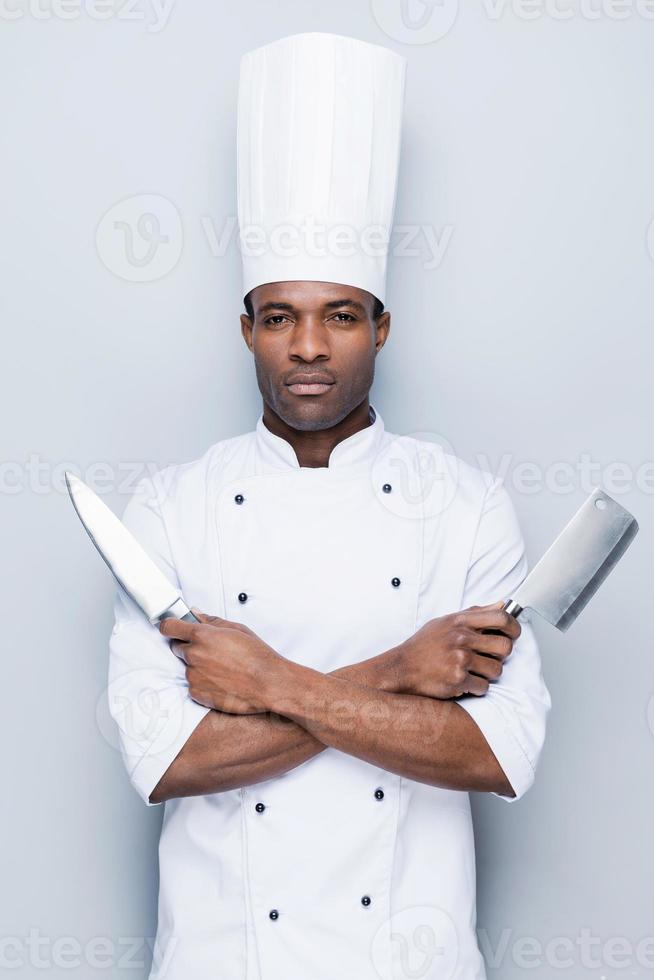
left=240, top=280, right=390, bottom=431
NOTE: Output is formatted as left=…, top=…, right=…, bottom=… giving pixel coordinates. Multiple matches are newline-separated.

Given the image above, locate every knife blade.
left=65, top=472, right=199, bottom=625
left=503, top=488, right=638, bottom=630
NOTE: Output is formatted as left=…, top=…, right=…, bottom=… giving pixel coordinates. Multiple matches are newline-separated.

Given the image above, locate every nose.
left=287, top=316, right=330, bottom=362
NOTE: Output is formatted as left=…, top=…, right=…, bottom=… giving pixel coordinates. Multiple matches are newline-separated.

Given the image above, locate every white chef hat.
left=237, top=32, right=406, bottom=306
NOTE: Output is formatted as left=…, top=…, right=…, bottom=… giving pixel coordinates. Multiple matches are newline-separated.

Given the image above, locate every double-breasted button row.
left=238, top=580, right=400, bottom=598
left=234, top=488, right=400, bottom=595
left=256, top=787, right=383, bottom=812
left=381, top=485, right=401, bottom=588
left=234, top=496, right=248, bottom=603
left=363, top=791, right=382, bottom=905
left=256, top=791, right=381, bottom=919
left=269, top=898, right=371, bottom=919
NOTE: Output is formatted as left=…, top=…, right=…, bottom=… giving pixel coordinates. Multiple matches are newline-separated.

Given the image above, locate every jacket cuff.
left=456, top=695, right=536, bottom=802
left=128, top=696, right=211, bottom=806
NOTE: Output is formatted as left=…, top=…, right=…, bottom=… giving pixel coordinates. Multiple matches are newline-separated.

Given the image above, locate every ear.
left=374, top=310, right=391, bottom=352
left=240, top=313, right=254, bottom=352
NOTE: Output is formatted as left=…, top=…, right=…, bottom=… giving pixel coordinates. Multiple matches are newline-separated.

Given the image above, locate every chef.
left=107, top=31, right=551, bottom=980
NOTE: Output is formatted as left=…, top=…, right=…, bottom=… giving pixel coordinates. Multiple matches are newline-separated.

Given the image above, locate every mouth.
left=287, top=382, right=334, bottom=396
left=285, top=377, right=335, bottom=396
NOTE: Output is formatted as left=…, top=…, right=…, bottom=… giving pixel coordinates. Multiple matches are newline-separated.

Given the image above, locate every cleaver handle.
left=503, top=598, right=523, bottom=620
left=483, top=598, right=524, bottom=637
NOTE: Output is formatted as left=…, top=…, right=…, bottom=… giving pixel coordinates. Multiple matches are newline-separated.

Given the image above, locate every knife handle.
left=482, top=599, right=524, bottom=636
left=158, top=603, right=200, bottom=662
left=503, top=598, right=523, bottom=620
left=158, top=599, right=201, bottom=625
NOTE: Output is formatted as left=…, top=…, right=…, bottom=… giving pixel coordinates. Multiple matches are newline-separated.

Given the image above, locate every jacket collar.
left=254, top=404, right=386, bottom=471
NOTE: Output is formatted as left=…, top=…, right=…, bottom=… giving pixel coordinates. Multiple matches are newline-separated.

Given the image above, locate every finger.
left=190, top=608, right=227, bottom=625
left=460, top=673, right=489, bottom=697
left=460, top=606, right=521, bottom=638
left=170, top=639, right=189, bottom=663
left=159, top=617, right=197, bottom=641
left=468, top=652, right=503, bottom=681
left=471, top=631, right=514, bottom=660
left=190, top=607, right=248, bottom=632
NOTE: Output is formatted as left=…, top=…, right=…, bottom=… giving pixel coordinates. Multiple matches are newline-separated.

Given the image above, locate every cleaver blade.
left=505, top=488, right=638, bottom=631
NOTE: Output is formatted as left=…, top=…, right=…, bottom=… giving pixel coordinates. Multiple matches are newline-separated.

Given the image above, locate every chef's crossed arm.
left=108, top=477, right=549, bottom=806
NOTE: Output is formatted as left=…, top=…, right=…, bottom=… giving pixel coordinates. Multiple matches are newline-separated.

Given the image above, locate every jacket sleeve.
left=455, top=477, right=551, bottom=802
left=107, top=475, right=211, bottom=805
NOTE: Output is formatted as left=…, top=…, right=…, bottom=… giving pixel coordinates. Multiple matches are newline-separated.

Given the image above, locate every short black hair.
left=371, top=295, right=385, bottom=319
left=243, top=291, right=384, bottom=320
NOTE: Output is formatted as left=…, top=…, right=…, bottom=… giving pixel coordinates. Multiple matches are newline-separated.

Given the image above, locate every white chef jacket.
left=107, top=404, right=551, bottom=980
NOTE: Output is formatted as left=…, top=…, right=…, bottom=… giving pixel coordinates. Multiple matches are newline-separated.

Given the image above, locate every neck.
left=261, top=399, right=373, bottom=468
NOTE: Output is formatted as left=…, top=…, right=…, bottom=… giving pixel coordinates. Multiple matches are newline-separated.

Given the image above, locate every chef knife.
left=65, top=472, right=200, bottom=625
left=501, top=487, right=638, bottom=630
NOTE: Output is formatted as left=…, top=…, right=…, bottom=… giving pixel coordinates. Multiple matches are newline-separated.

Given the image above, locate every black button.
left=382, top=483, right=392, bottom=494
left=255, top=802, right=265, bottom=813
left=361, top=895, right=372, bottom=907
left=238, top=592, right=248, bottom=603
left=269, top=909, right=279, bottom=920
left=374, top=788, right=384, bottom=800
left=391, top=577, right=401, bottom=588
left=234, top=494, right=244, bottom=505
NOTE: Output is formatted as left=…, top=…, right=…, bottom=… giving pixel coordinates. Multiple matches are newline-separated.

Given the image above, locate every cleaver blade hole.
left=595, top=497, right=607, bottom=510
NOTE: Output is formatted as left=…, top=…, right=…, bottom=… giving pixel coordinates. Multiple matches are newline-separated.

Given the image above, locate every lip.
left=285, top=375, right=335, bottom=396
left=287, top=382, right=334, bottom=396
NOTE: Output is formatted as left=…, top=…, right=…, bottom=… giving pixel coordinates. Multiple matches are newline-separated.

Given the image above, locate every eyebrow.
left=257, top=299, right=367, bottom=315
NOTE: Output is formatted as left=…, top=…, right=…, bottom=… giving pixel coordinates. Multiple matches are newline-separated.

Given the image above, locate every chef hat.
left=237, top=32, right=406, bottom=306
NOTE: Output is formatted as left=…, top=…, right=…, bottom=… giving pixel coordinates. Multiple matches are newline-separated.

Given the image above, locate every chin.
left=275, top=391, right=348, bottom=432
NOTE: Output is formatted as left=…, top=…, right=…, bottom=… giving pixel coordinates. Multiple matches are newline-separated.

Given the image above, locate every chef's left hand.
left=159, top=610, right=285, bottom=715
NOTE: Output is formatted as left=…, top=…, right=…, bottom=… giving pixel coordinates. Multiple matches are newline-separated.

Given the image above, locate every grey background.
left=1, top=1, right=652, bottom=977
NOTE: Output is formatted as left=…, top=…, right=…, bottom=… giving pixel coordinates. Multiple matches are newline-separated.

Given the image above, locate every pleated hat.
left=237, top=32, right=406, bottom=305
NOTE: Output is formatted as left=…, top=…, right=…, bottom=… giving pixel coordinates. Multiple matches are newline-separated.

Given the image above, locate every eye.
left=264, top=315, right=291, bottom=326
left=331, top=312, right=356, bottom=323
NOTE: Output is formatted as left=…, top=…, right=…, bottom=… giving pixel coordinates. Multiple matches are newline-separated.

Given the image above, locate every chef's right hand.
left=393, top=602, right=520, bottom=699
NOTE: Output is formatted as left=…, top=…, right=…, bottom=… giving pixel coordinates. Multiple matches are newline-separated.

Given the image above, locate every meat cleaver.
left=65, top=471, right=200, bottom=626
left=502, top=488, right=638, bottom=630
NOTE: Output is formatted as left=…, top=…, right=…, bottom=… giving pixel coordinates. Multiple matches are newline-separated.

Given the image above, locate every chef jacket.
left=107, top=404, right=551, bottom=980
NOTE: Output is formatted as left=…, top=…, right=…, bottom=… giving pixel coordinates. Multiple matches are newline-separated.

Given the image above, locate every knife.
left=65, top=472, right=200, bottom=626
left=501, top=487, right=638, bottom=630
